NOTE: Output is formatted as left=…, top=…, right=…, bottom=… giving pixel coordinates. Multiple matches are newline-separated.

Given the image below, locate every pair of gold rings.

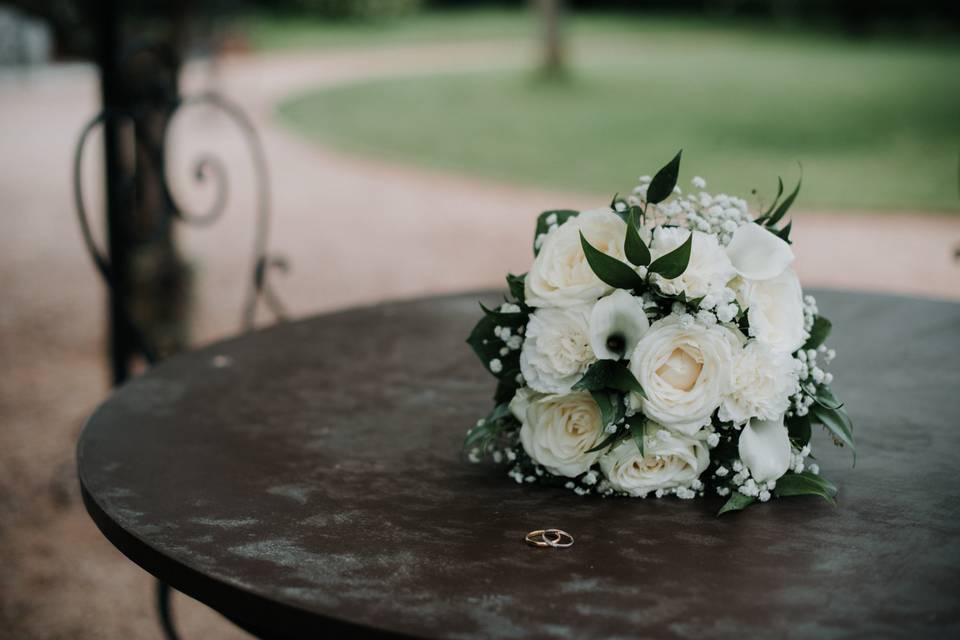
left=525, top=529, right=574, bottom=548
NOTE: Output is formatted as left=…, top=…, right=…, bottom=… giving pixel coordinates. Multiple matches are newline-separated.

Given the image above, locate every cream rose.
left=720, top=340, right=800, bottom=425
left=742, top=268, right=806, bottom=354
left=629, top=314, right=742, bottom=435
left=649, top=227, right=736, bottom=302
left=512, top=390, right=604, bottom=478
left=525, top=208, right=629, bottom=308
left=520, top=305, right=595, bottom=394
left=599, top=424, right=709, bottom=497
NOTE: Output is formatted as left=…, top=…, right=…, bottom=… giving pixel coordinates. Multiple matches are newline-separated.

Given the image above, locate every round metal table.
left=78, top=290, right=960, bottom=639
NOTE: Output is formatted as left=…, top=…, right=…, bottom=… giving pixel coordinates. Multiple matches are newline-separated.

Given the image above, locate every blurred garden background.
left=1, top=0, right=959, bottom=638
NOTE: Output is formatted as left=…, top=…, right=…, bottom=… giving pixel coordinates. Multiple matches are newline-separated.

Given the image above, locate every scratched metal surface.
left=77, top=290, right=960, bottom=639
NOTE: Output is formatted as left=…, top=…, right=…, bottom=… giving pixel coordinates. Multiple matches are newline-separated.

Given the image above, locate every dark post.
left=95, top=0, right=134, bottom=384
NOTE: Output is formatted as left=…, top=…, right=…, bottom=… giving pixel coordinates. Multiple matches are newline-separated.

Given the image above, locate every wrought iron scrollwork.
left=73, top=89, right=289, bottom=352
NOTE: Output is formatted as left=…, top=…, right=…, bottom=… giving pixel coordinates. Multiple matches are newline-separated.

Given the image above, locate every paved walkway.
left=1, top=42, right=958, bottom=639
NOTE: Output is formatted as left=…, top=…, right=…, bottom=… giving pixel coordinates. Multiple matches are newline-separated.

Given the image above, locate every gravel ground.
left=1, top=43, right=958, bottom=639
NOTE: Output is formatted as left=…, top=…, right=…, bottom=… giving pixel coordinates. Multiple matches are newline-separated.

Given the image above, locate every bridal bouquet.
left=464, top=152, right=854, bottom=514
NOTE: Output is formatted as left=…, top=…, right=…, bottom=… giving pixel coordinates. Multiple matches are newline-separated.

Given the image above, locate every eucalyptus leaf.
left=764, top=174, right=802, bottom=228
left=718, top=492, right=755, bottom=515
left=774, top=471, right=838, bottom=504
left=624, top=208, right=651, bottom=266
left=646, top=150, right=683, bottom=205
left=580, top=232, right=645, bottom=290
left=533, top=209, right=578, bottom=255
left=810, top=404, right=856, bottom=463
left=804, top=315, right=832, bottom=350
left=647, top=231, right=693, bottom=279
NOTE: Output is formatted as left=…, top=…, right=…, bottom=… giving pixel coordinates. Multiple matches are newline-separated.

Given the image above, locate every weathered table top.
left=78, top=290, right=960, bottom=639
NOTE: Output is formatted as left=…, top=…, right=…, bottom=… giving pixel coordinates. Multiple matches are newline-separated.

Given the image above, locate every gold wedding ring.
left=525, top=528, right=574, bottom=548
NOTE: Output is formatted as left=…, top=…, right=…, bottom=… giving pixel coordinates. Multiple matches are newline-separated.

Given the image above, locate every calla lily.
left=726, top=223, right=794, bottom=281
left=738, top=416, right=792, bottom=482
left=589, top=290, right=649, bottom=361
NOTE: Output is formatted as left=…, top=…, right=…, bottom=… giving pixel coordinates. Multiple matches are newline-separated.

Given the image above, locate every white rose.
left=738, top=416, right=792, bottom=483
left=525, top=208, right=629, bottom=308
left=514, top=390, right=604, bottom=478
left=726, top=222, right=795, bottom=281
left=742, top=268, right=805, bottom=354
left=520, top=305, right=595, bottom=394
left=719, top=340, right=800, bottom=425
left=589, top=290, right=649, bottom=361
left=599, top=424, right=709, bottom=497
left=649, top=227, right=736, bottom=301
left=629, top=314, right=741, bottom=435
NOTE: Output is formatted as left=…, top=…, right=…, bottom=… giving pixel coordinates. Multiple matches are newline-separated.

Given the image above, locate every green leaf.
left=646, top=150, right=683, bottom=205
left=533, top=209, right=578, bottom=255
left=487, top=403, right=512, bottom=423
left=774, top=471, right=838, bottom=504
left=590, top=390, right=616, bottom=428
left=506, top=273, right=526, bottom=305
left=786, top=413, right=812, bottom=448
left=586, top=427, right=629, bottom=454
left=627, top=415, right=645, bottom=457
left=810, top=404, right=855, bottom=463
left=609, top=193, right=630, bottom=218
left=608, top=367, right=645, bottom=396
left=718, top=492, right=755, bottom=515
left=755, top=176, right=784, bottom=223
left=804, top=315, right=832, bottom=350
left=774, top=219, right=793, bottom=244
left=648, top=231, right=693, bottom=279
left=494, top=379, right=517, bottom=404
left=463, top=405, right=516, bottom=453
left=579, top=232, right=645, bottom=290
left=764, top=173, right=801, bottom=228
left=479, top=302, right=527, bottom=327
left=573, top=361, right=644, bottom=396
left=812, top=384, right=844, bottom=410
left=624, top=207, right=651, bottom=266
left=466, top=304, right=525, bottom=378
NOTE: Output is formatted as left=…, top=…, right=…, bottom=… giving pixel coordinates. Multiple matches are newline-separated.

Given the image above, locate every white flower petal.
left=738, top=417, right=792, bottom=483
left=589, top=290, right=650, bottom=361
left=744, top=268, right=806, bottom=354
left=726, top=222, right=794, bottom=281
left=520, top=305, right=595, bottom=394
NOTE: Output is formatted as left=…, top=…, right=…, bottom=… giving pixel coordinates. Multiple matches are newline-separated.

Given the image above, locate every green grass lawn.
left=272, top=12, right=960, bottom=211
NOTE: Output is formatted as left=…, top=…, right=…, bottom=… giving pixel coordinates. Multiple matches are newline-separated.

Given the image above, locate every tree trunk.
left=535, top=0, right=565, bottom=76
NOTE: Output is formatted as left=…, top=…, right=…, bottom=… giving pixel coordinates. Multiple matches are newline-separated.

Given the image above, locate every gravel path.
left=1, top=42, right=958, bottom=639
